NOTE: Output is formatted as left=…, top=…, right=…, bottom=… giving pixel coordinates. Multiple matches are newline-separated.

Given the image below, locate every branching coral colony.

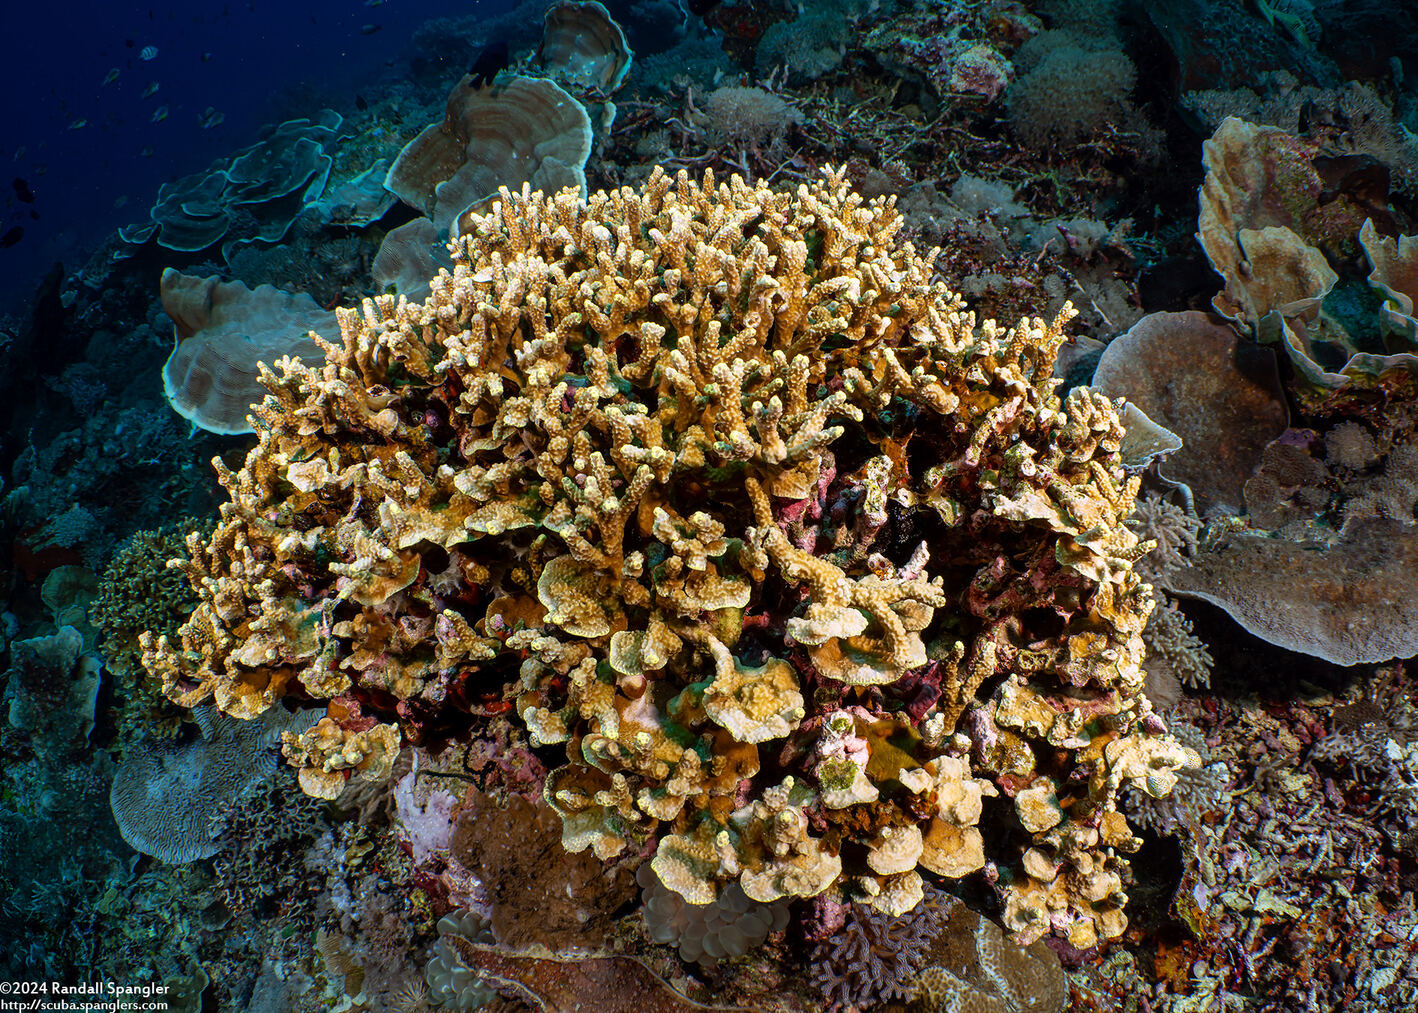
left=140, top=167, right=1196, bottom=950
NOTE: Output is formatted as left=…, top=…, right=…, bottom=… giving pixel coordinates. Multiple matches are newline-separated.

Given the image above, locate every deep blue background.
left=0, top=1, right=512, bottom=307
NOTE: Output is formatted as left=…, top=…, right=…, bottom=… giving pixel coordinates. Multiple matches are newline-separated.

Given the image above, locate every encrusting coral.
left=141, top=166, right=1193, bottom=948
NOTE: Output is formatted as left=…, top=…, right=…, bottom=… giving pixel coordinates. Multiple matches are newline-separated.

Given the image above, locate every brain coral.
left=142, top=167, right=1189, bottom=946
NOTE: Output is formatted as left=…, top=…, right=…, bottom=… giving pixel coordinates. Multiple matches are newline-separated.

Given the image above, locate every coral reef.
left=141, top=165, right=1191, bottom=956
left=12, top=2, right=1418, bottom=1009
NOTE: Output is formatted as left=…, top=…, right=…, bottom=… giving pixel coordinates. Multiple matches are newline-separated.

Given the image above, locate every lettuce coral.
left=142, top=167, right=1190, bottom=946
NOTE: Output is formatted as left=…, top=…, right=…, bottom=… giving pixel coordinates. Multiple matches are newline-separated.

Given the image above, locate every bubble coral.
left=424, top=910, right=499, bottom=1010
left=638, top=862, right=788, bottom=965
left=143, top=166, right=1188, bottom=945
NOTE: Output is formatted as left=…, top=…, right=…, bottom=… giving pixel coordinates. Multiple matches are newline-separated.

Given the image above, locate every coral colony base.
left=4, top=1, right=1418, bottom=1011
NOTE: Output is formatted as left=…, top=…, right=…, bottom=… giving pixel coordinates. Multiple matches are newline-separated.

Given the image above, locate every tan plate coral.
left=384, top=74, right=592, bottom=234
left=536, top=0, right=634, bottom=94
left=143, top=167, right=1192, bottom=947
left=159, top=268, right=336, bottom=435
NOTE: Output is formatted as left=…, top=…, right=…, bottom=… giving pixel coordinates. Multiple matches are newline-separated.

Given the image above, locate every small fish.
left=113, top=194, right=128, bottom=209
left=355, top=94, right=368, bottom=111
left=202, top=52, right=212, bottom=62
left=102, top=67, right=120, bottom=86
left=67, top=118, right=88, bottom=130
left=468, top=39, right=509, bottom=88
left=151, top=105, right=168, bottom=123
left=198, top=106, right=225, bottom=129
left=364, top=0, right=385, bottom=7
left=139, top=146, right=154, bottom=157
left=139, top=44, right=159, bottom=60
left=13, top=178, right=34, bottom=203
left=142, top=80, right=160, bottom=98
left=12, top=146, right=25, bottom=161
left=360, top=23, right=381, bottom=34
left=0, top=226, right=24, bottom=248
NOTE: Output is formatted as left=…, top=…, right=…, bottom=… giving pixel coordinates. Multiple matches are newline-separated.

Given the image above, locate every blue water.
left=0, top=0, right=511, bottom=306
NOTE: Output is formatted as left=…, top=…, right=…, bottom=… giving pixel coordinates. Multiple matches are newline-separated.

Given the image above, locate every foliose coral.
left=385, top=74, right=592, bottom=234
left=536, top=0, right=634, bottom=94
left=159, top=268, right=336, bottom=436
left=117, top=111, right=344, bottom=261
left=142, top=166, right=1191, bottom=947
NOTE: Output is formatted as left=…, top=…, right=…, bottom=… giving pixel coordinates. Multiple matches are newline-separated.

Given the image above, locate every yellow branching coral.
left=144, top=166, right=1189, bottom=945
left=281, top=716, right=401, bottom=799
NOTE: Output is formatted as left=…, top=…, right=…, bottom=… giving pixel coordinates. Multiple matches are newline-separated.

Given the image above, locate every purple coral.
left=807, top=890, right=946, bottom=1011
